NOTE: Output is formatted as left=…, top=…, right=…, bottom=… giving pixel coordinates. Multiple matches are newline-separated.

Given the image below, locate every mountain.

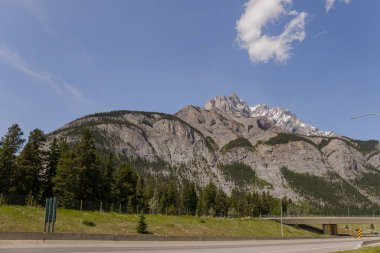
left=205, top=93, right=332, bottom=136
left=48, top=93, right=380, bottom=212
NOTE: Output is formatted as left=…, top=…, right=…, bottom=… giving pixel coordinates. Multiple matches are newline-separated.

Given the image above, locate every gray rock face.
left=205, top=93, right=333, bottom=136
left=48, top=94, right=380, bottom=207
left=205, top=92, right=252, bottom=118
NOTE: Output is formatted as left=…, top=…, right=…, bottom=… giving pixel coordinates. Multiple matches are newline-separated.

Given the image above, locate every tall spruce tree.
left=162, top=180, right=178, bottom=215
left=53, top=140, right=80, bottom=208
left=76, top=129, right=101, bottom=202
left=215, top=189, right=228, bottom=217
left=41, top=138, right=61, bottom=199
left=112, top=163, right=137, bottom=209
left=180, top=181, right=198, bottom=215
left=96, top=152, right=115, bottom=205
left=15, top=129, right=46, bottom=199
left=135, top=176, right=147, bottom=213
left=0, top=124, right=25, bottom=196
left=203, top=182, right=217, bottom=216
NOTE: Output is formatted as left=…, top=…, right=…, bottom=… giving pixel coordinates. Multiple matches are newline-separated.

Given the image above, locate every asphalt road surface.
left=0, top=238, right=367, bottom=253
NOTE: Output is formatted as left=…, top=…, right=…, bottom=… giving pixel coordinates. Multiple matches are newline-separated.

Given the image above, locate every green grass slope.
left=334, top=247, right=380, bottom=253
left=0, top=206, right=317, bottom=238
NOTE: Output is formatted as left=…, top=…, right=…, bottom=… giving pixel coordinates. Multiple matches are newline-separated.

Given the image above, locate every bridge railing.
left=260, top=214, right=380, bottom=218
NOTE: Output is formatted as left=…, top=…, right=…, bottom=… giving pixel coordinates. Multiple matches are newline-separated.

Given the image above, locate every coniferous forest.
left=0, top=123, right=288, bottom=217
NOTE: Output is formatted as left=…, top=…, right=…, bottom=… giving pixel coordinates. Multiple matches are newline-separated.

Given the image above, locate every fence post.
left=119, top=203, right=121, bottom=213
left=100, top=202, right=103, bottom=212
left=80, top=200, right=83, bottom=211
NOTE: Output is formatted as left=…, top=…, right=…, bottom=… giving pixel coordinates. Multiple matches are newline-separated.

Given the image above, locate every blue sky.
left=0, top=0, right=380, bottom=140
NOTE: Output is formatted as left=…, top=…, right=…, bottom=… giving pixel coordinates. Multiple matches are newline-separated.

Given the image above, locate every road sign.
left=357, top=228, right=363, bottom=238
left=44, top=197, right=58, bottom=233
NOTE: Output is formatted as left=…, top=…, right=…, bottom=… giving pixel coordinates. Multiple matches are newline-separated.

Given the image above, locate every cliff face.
left=48, top=94, right=380, bottom=208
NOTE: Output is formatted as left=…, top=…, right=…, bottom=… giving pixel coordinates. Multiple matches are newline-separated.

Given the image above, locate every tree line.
left=0, top=124, right=288, bottom=217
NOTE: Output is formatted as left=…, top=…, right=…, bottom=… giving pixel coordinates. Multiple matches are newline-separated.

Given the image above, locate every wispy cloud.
left=325, top=0, right=352, bottom=13
left=313, top=30, right=327, bottom=39
left=0, top=45, right=92, bottom=106
left=236, top=0, right=308, bottom=64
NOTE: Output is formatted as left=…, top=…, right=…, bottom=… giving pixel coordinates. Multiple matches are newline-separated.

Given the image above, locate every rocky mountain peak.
left=204, top=93, right=332, bottom=136
left=204, top=92, right=251, bottom=118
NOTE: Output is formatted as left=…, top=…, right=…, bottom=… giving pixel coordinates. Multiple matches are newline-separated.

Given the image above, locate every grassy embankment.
left=0, top=205, right=317, bottom=238
left=335, top=247, right=380, bottom=253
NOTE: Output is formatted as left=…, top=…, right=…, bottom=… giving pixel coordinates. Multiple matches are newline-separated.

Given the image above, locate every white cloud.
left=325, top=0, right=352, bottom=13
left=0, top=45, right=92, bottom=106
left=236, top=0, right=308, bottom=63
left=313, top=30, right=327, bottom=39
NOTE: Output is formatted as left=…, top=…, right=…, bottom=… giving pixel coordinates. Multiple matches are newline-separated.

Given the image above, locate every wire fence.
left=2, top=193, right=376, bottom=218
left=0, top=193, right=204, bottom=216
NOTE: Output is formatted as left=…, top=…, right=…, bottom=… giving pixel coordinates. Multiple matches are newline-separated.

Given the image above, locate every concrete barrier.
left=116, top=234, right=166, bottom=241
left=0, top=232, right=44, bottom=240
left=44, top=233, right=116, bottom=241
left=0, top=232, right=340, bottom=242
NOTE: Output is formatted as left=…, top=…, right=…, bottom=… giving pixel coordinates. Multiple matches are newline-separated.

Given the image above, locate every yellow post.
left=357, top=228, right=363, bottom=239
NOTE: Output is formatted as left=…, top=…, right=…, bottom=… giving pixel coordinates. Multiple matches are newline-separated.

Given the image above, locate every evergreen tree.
left=197, top=190, right=206, bottom=216
left=180, top=181, right=198, bottom=215
left=166, top=180, right=178, bottom=214
left=112, top=163, right=137, bottom=208
left=247, top=192, right=260, bottom=217
left=230, top=188, right=247, bottom=217
left=15, top=129, right=46, bottom=199
left=259, top=192, right=276, bottom=215
left=135, top=176, right=147, bottom=213
left=215, top=189, right=228, bottom=217
left=203, top=182, right=217, bottom=216
left=97, top=152, right=115, bottom=204
left=127, top=196, right=135, bottom=213
left=76, top=129, right=101, bottom=202
left=0, top=124, right=25, bottom=195
left=53, top=141, right=80, bottom=208
left=41, top=138, right=61, bottom=199
left=136, top=214, right=148, bottom=234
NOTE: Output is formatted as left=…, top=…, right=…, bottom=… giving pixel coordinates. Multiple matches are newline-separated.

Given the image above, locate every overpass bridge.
left=262, top=217, right=380, bottom=235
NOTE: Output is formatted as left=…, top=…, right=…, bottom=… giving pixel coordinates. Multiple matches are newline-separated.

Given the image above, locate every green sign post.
left=44, top=197, right=58, bottom=233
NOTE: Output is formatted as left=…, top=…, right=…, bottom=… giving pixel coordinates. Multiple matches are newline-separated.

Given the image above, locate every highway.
left=0, top=238, right=369, bottom=253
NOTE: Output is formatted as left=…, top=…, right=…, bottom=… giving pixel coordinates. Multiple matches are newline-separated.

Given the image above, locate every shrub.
left=82, top=220, right=95, bottom=227
left=136, top=214, right=148, bottom=234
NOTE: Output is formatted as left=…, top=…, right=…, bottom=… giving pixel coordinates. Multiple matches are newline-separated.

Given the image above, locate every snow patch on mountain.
left=205, top=93, right=332, bottom=136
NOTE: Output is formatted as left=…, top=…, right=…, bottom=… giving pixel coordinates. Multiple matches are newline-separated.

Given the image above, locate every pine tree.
left=0, top=124, right=25, bottom=195
left=203, top=182, right=217, bottom=216
left=98, top=152, right=115, bottom=205
left=53, top=141, right=80, bottom=208
left=135, top=176, right=147, bottom=213
left=112, top=163, right=137, bottom=207
left=41, top=138, right=61, bottom=199
left=15, top=129, right=46, bottom=200
left=180, top=181, right=198, bottom=215
left=76, top=129, right=101, bottom=202
left=136, top=213, right=148, bottom=234
left=215, top=189, right=228, bottom=217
